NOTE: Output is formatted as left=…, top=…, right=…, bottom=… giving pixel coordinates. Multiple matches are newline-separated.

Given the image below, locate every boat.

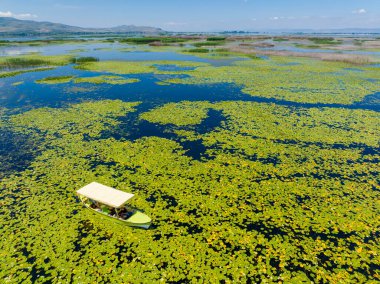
left=77, top=182, right=151, bottom=229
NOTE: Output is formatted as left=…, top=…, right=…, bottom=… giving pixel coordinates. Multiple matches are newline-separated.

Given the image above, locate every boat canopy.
left=77, top=182, right=134, bottom=208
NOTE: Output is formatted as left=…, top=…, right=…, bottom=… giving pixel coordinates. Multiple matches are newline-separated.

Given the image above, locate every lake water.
left=1, top=42, right=379, bottom=283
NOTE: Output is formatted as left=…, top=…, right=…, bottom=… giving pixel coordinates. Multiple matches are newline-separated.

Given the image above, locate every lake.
left=1, top=38, right=379, bottom=283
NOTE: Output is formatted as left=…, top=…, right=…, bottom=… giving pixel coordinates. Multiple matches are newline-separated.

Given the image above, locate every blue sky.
left=0, top=0, right=379, bottom=31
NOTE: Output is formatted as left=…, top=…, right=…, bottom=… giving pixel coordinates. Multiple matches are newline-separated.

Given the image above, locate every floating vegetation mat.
left=35, top=75, right=140, bottom=85
left=1, top=98, right=379, bottom=283
left=0, top=49, right=380, bottom=282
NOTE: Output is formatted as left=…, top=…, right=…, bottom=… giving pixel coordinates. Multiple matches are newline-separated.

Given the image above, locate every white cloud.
left=352, top=8, right=366, bottom=14
left=0, top=11, right=37, bottom=19
left=270, top=17, right=279, bottom=20
left=0, top=11, right=12, bottom=17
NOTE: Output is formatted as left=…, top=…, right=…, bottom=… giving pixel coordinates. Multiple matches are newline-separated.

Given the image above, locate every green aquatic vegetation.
left=140, top=101, right=213, bottom=126
left=273, top=38, right=289, bottom=42
left=1, top=98, right=379, bottom=282
left=186, top=48, right=209, bottom=53
left=155, top=81, right=171, bottom=86
left=76, top=61, right=156, bottom=74
left=0, top=54, right=73, bottom=78
left=77, top=60, right=210, bottom=75
left=11, top=81, right=24, bottom=86
left=35, top=74, right=140, bottom=85
left=70, top=56, right=99, bottom=63
left=214, top=48, right=229, bottom=52
left=179, top=48, right=250, bottom=60
left=141, top=101, right=380, bottom=147
left=213, top=101, right=380, bottom=146
left=193, top=41, right=225, bottom=47
left=0, top=57, right=48, bottom=69
left=294, top=43, right=322, bottom=49
left=0, top=54, right=74, bottom=69
left=74, top=75, right=140, bottom=85
left=11, top=100, right=140, bottom=138
left=309, top=37, right=343, bottom=45
left=152, top=60, right=210, bottom=68
left=68, top=48, right=88, bottom=53
left=36, top=75, right=75, bottom=84
left=207, top=37, right=226, bottom=41
left=0, top=67, right=55, bottom=78
left=155, top=56, right=380, bottom=105
left=0, top=107, right=7, bottom=124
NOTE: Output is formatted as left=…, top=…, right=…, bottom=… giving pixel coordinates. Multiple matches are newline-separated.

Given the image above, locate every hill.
left=0, top=17, right=164, bottom=35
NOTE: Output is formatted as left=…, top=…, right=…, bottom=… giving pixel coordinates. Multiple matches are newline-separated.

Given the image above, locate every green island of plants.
left=140, top=101, right=212, bottom=126
left=186, top=48, right=210, bottom=53
left=35, top=75, right=140, bottom=85
left=76, top=60, right=210, bottom=75
left=308, top=37, right=343, bottom=45
left=11, top=81, right=24, bottom=86
left=0, top=54, right=75, bottom=78
left=73, top=76, right=140, bottom=85
left=36, top=76, right=75, bottom=84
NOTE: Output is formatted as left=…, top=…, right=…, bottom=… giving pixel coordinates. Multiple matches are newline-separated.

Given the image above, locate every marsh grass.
left=186, top=48, right=209, bottom=53
left=309, top=37, right=343, bottom=45
left=273, top=38, right=289, bottom=42
left=70, top=57, right=99, bottom=64
left=214, top=48, right=229, bottom=52
left=0, top=58, right=48, bottom=69
left=294, top=44, right=322, bottom=49
left=206, top=36, right=226, bottom=41
left=193, top=41, right=225, bottom=47
left=0, top=55, right=74, bottom=72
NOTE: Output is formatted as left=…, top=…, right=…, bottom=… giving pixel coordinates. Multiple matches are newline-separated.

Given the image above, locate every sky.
left=0, top=0, right=379, bottom=31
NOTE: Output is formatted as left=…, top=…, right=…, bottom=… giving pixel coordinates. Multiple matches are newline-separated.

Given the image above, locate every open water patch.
left=0, top=128, right=42, bottom=178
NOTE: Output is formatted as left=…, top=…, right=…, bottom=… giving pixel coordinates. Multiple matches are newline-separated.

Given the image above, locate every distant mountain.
left=0, top=17, right=164, bottom=35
